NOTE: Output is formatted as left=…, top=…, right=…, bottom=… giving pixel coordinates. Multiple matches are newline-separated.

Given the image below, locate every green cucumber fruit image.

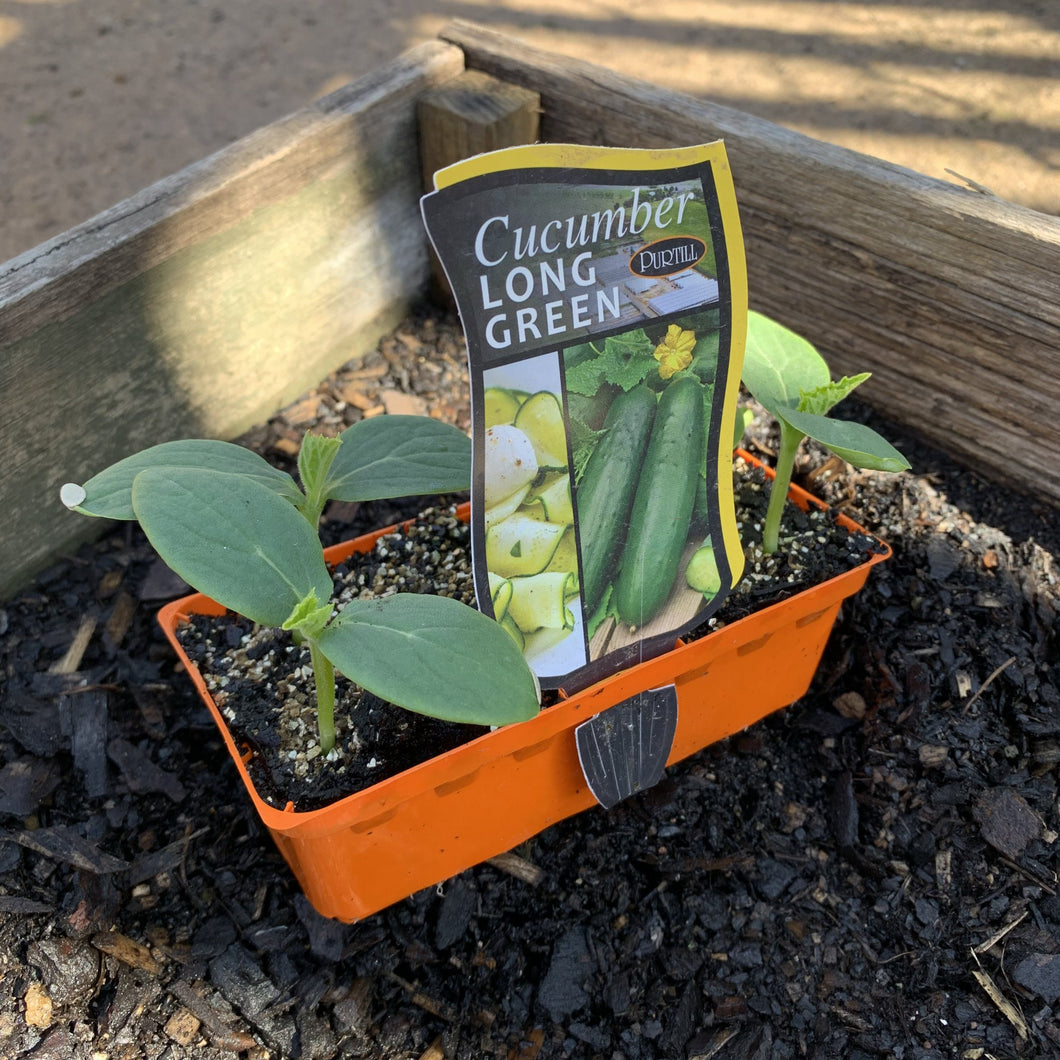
left=685, top=540, right=722, bottom=598
left=575, top=385, right=657, bottom=616
left=614, top=375, right=705, bottom=627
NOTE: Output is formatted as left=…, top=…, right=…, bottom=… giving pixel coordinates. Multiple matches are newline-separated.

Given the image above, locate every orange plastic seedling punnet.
left=158, top=451, right=890, bottom=921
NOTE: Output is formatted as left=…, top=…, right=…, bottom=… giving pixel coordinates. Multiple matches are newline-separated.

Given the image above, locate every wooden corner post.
left=418, top=69, right=540, bottom=302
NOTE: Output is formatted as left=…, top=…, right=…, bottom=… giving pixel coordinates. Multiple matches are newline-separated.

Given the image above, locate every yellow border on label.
left=433, top=142, right=747, bottom=588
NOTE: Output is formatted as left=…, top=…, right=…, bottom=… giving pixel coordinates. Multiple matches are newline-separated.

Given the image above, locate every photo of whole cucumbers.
left=564, top=309, right=729, bottom=660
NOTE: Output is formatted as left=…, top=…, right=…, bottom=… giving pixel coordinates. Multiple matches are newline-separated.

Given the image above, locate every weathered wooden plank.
left=0, top=41, right=466, bottom=599
left=419, top=69, right=540, bottom=301
left=418, top=69, right=540, bottom=184
left=442, top=20, right=1060, bottom=507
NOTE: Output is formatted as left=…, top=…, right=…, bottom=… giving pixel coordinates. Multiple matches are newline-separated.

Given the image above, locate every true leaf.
left=598, top=330, right=657, bottom=392
left=323, top=416, right=471, bottom=502
left=131, top=468, right=332, bottom=627
left=564, top=356, right=608, bottom=397
left=298, top=433, right=343, bottom=499
left=775, top=408, right=912, bottom=472
left=282, top=591, right=334, bottom=639
left=319, top=593, right=539, bottom=727
left=568, top=416, right=607, bottom=485
left=797, top=373, right=871, bottom=417
left=732, top=406, right=753, bottom=449
left=66, top=440, right=302, bottom=520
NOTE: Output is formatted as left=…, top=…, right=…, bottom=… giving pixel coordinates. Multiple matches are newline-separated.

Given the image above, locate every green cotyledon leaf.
left=62, top=439, right=302, bottom=520
left=742, top=310, right=830, bottom=414
left=322, top=416, right=471, bottom=502
left=131, top=467, right=332, bottom=627
left=775, top=407, right=911, bottom=472
left=318, top=593, right=539, bottom=727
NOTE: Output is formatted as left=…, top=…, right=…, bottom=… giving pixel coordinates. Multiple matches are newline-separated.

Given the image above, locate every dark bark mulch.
left=1, top=308, right=1057, bottom=1058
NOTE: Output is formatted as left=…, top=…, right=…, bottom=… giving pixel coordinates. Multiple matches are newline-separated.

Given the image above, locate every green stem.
left=762, top=425, right=803, bottom=555
left=298, top=492, right=327, bottom=528
left=308, top=640, right=336, bottom=754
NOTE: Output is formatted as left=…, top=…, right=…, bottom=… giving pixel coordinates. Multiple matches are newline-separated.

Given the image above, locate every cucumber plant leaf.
left=598, top=330, right=658, bottom=391
left=282, top=591, right=334, bottom=640
left=323, top=415, right=471, bottom=502
left=319, top=593, right=540, bottom=726
left=65, top=439, right=302, bottom=520
left=568, top=416, right=608, bottom=485
left=131, top=467, right=332, bottom=628
left=742, top=310, right=909, bottom=554
left=775, top=407, right=911, bottom=472
left=743, top=310, right=829, bottom=413
left=564, top=352, right=608, bottom=397
left=733, top=406, right=753, bottom=449
left=297, top=433, right=344, bottom=522
left=64, top=417, right=540, bottom=754
left=566, top=330, right=659, bottom=396
left=797, top=374, right=871, bottom=417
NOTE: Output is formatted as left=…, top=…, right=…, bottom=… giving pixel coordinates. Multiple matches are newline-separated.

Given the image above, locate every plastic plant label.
left=575, top=685, right=679, bottom=809
left=422, top=143, right=747, bottom=690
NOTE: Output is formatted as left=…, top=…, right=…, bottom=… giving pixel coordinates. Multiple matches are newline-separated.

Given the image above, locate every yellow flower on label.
left=653, top=325, right=696, bottom=380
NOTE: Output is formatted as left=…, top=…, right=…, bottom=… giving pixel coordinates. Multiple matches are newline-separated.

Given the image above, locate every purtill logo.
left=629, top=236, right=706, bottom=278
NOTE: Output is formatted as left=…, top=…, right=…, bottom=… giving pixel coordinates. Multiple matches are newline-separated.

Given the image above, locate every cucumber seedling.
left=742, top=311, right=910, bottom=554
left=61, top=416, right=540, bottom=755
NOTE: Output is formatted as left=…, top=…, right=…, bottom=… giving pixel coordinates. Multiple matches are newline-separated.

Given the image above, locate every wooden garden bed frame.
left=2, top=20, right=1058, bottom=598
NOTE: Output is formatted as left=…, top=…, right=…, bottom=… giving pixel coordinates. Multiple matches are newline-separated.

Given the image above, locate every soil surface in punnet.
left=177, top=509, right=489, bottom=811
left=1, top=308, right=1057, bottom=1058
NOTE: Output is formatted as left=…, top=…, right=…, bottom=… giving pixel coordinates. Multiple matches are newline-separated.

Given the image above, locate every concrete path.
left=1, top=1, right=1056, bottom=263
